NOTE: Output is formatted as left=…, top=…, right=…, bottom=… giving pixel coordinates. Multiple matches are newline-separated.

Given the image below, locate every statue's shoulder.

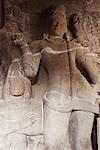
left=71, top=39, right=90, bottom=52
left=30, top=39, right=47, bottom=54
left=70, top=40, right=91, bottom=60
left=30, top=40, right=41, bottom=48
left=30, top=40, right=42, bottom=54
left=70, top=39, right=82, bottom=49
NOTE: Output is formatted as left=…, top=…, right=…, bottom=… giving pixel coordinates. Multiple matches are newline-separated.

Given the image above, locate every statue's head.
left=49, top=5, right=67, bottom=37
left=68, top=13, right=80, bottom=39
left=5, top=5, right=24, bottom=32
left=4, top=59, right=32, bottom=100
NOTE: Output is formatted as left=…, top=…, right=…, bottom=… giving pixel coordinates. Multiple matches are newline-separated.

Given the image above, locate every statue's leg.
left=44, top=105, right=71, bottom=150
left=0, top=136, right=11, bottom=149
left=69, top=111, right=94, bottom=150
left=7, top=133, right=28, bottom=150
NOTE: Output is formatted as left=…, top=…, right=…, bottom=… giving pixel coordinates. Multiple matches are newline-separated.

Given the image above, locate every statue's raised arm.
left=14, top=33, right=41, bottom=79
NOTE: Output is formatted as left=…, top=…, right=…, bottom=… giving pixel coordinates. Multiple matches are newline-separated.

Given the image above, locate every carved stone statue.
left=14, top=5, right=100, bottom=150
left=0, top=59, right=43, bottom=150
left=68, top=12, right=100, bottom=150
left=0, top=5, right=44, bottom=150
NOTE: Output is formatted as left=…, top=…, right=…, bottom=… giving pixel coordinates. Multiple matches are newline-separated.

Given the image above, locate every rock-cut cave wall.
left=4, top=0, right=100, bottom=46
left=3, top=0, right=100, bottom=69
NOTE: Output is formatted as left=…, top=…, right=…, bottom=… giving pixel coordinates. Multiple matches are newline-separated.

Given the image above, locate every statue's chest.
left=40, top=39, right=67, bottom=51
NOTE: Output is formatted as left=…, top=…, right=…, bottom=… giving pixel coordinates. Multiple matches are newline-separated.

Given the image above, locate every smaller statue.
left=0, top=59, right=43, bottom=150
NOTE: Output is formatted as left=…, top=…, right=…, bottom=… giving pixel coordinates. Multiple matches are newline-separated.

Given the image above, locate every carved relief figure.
left=68, top=13, right=100, bottom=150
left=13, top=4, right=100, bottom=150
left=0, top=59, right=43, bottom=150
left=0, top=5, right=43, bottom=150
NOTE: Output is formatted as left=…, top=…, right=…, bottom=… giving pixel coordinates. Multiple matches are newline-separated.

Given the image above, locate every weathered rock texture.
left=4, top=0, right=100, bottom=43
left=3, top=0, right=100, bottom=65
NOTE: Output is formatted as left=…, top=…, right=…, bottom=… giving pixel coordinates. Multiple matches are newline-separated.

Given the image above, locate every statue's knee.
left=80, top=137, right=91, bottom=149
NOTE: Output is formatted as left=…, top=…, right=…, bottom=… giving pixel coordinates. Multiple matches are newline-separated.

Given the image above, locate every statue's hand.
left=96, top=97, right=100, bottom=106
left=0, top=113, right=38, bottom=135
left=20, top=112, right=38, bottom=129
left=14, top=33, right=27, bottom=47
left=91, top=83, right=100, bottom=93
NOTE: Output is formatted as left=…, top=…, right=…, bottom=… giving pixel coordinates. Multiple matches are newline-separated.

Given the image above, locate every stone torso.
left=30, top=38, right=96, bottom=106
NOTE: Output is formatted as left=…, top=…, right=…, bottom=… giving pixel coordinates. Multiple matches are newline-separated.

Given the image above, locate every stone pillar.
left=0, top=0, right=5, bottom=29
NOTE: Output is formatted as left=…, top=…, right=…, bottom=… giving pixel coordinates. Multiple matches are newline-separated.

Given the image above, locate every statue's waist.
left=43, top=90, right=97, bottom=113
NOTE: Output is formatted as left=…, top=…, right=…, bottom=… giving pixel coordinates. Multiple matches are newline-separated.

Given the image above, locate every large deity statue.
left=14, top=5, right=100, bottom=150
